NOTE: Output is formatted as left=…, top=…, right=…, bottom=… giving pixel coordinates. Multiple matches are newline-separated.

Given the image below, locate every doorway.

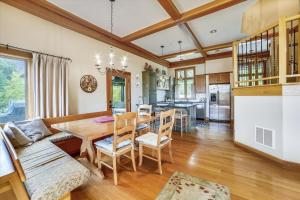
left=106, top=70, right=131, bottom=114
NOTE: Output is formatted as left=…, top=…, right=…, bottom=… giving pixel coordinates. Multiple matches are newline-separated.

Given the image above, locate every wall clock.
left=80, top=75, right=97, bottom=93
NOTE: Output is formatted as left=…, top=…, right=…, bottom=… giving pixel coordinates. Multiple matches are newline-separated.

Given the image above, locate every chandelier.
left=95, top=0, right=128, bottom=74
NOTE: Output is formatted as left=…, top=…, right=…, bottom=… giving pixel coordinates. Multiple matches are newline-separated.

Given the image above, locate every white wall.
left=234, top=84, right=300, bottom=164
left=0, top=3, right=167, bottom=114
left=234, top=96, right=283, bottom=159
left=282, top=85, right=300, bottom=163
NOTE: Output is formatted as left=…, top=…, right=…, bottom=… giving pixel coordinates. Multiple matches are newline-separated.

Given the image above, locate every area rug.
left=156, top=172, right=230, bottom=200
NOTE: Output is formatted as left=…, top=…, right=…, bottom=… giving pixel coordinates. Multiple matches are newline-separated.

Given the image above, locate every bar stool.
left=174, top=109, right=188, bottom=137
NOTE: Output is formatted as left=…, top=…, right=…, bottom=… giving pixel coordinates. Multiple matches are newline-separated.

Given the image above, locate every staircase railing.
left=233, top=14, right=300, bottom=88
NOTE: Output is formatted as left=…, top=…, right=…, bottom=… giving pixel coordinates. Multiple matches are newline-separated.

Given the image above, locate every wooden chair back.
left=113, top=112, right=137, bottom=152
left=137, top=104, right=152, bottom=116
left=157, top=109, right=175, bottom=146
left=0, top=127, right=26, bottom=183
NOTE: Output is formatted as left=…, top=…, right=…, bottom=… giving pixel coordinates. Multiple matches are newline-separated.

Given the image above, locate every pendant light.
left=95, top=0, right=128, bottom=74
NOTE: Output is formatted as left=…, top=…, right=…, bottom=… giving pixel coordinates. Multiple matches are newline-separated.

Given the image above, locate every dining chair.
left=94, top=112, right=137, bottom=185
left=135, top=109, right=176, bottom=175
left=174, top=109, right=188, bottom=137
left=136, top=104, right=152, bottom=134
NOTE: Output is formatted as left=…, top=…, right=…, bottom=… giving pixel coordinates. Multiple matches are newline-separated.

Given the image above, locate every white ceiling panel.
left=172, top=0, right=214, bottom=13
left=207, top=47, right=232, bottom=55
left=166, top=52, right=202, bottom=62
left=48, top=0, right=169, bottom=37
left=189, top=0, right=256, bottom=47
left=133, top=26, right=196, bottom=55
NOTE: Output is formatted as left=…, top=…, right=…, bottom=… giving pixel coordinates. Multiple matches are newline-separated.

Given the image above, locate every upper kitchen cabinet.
left=195, top=75, right=206, bottom=93
left=209, top=72, right=230, bottom=84
left=142, top=71, right=157, bottom=105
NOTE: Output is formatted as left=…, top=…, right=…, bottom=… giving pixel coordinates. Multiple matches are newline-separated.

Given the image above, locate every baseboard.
left=234, top=141, right=300, bottom=171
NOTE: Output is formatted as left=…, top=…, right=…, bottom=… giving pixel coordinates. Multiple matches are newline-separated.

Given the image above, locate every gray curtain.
left=31, top=53, right=69, bottom=118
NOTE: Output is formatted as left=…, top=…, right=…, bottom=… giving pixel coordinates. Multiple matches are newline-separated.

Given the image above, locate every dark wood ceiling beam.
left=180, top=23, right=207, bottom=57
left=2, top=0, right=170, bottom=67
left=160, top=42, right=233, bottom=59
left=169, top=57, right=205, bottom=68
left=157, top=0, right=207, bottom=58
left=169, top=51, right=232, bottom=68
left=203, top=42, right=232, bottom=52
left=157, top=0, right=181, bottom=20
left=123, top=0, right=245, bottom=41
left=159, top=48, right=198, bottom=59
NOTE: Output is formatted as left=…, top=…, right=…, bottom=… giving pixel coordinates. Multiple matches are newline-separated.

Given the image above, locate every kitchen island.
left=154, top=102, right=197, bottom=132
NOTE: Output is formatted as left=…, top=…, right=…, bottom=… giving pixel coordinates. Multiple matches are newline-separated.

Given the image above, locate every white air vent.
left=255, top=126, right=275, bottom=149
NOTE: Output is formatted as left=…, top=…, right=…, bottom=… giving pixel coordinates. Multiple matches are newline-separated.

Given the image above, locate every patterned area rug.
left=156, top=172, right=230, bottom=200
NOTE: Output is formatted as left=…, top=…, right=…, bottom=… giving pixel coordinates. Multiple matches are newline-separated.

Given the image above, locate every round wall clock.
left=80, top=75, right=97, bottom=93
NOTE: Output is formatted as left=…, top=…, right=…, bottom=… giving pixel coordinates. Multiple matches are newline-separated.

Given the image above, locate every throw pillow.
left=3, top=122, right=33, bottom=148
left=15, top=119, right=52, bottom=142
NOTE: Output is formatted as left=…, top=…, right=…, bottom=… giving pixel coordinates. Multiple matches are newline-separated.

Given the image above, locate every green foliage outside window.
left=0, top=57, right=25, bottom=113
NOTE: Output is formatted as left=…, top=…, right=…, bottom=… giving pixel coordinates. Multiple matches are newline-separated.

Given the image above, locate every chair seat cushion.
left=94, top=136, right=131, bottom=152
left=136, top=123, right=149, bottom=131
left=16, top=139, right=90, bottom=200
left=135, top=132, right=169, bottom=147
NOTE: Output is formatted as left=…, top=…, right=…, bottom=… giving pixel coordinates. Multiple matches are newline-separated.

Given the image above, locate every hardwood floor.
left=72, top=122, right=300, bottom=200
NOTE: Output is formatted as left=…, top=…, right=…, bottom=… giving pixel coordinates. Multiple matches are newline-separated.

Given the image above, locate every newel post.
left=278, top=16, right=287, bottom=84
left=232, top=41, right=238, bottom=88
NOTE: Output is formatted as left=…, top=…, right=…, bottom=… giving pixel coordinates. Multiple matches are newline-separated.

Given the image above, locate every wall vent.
left=255, top=126, right=275, bottom=149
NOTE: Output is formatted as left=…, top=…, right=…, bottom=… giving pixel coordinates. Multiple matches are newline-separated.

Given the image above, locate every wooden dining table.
left=51, top=114, right=156, bottom=166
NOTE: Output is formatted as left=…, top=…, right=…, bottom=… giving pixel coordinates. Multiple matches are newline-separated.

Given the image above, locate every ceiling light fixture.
left=210, top=29, right=217, bottom=34
left=178, top=40, right=183, bottom=61
left=160, top=45, right=164, bottom=56
left=95, top=0, right=128, bottom=75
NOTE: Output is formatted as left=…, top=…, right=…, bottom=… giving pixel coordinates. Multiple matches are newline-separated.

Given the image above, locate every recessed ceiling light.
left=210, top=29, right=217, bottom=34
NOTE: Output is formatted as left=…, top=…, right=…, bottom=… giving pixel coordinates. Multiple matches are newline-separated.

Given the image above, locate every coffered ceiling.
left=4, top=0, right=257, bottom=67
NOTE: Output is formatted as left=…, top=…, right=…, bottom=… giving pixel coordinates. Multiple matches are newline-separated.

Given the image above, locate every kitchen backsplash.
left=157, top=90, right=166, bottom=102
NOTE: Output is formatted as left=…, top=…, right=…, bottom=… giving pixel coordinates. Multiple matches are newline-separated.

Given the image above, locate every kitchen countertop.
left=155, top=102, right=198, bottom=108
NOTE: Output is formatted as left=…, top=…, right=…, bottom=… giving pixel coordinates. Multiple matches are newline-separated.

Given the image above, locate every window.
left=238, top=61, right=266, bottom=87
left=0, top=56, right=27, bottom=123
left=175, top=67, right=195, bottom=99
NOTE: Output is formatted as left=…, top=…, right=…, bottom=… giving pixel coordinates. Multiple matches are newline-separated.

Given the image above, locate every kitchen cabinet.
left=209, top=72, right=230, bottom=84
left=195, top=75, right=206, bottom=93
left=142, top=71, right=157, bottom=105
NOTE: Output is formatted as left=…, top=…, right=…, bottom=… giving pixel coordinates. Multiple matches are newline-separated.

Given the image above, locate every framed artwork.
left=80, top=75, right=97, bottom=93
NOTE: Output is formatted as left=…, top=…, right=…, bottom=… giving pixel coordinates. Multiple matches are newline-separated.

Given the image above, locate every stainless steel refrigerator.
left=209, top=84, right=231, bottom=122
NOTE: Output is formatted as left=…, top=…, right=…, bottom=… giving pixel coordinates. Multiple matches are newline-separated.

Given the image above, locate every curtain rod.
left=0, top=43, right=72, bottom=62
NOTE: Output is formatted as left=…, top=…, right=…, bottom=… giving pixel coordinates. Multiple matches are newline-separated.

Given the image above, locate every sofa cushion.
left=45, top=131, right=74, bottom=143
left=3, top=122, right=33, bottom=148
left=15, top=119, right=52, bottom=142
left=17, top=138, right=90, bottom=200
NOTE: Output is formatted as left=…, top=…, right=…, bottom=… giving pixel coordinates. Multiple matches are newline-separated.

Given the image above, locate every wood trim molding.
left=0, top=46, right=32, bottom=59
left=169, top=51, right=232, bottom=68
left=122, top=0, right=245, bottom=41
left=170, top=57, right=205, bottom=68
left=106, top=70, right=131, bottom=112
left=234, top=141, right=300, bottom=171
left=233, top=84, right=283, bottom=96
left=2, top=0, right=169, bottom=67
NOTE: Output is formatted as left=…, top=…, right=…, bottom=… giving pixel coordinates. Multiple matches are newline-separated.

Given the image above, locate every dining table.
left=51, top=114, right=156, bottom=177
